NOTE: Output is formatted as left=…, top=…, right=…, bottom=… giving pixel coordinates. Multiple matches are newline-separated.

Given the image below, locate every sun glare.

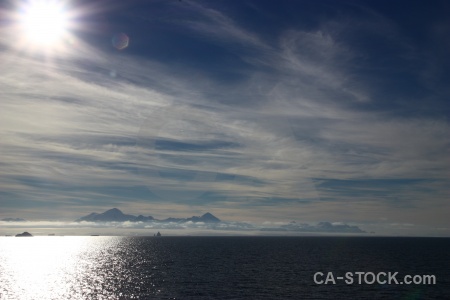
left=19, top=0, right=68, bottom=47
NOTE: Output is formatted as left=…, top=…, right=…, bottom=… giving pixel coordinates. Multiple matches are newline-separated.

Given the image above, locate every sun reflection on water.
left=0, top=236, right=123, bottom=300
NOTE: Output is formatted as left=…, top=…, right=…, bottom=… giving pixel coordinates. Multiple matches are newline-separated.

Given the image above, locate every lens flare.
left=112, top=33, right=129, bottom=50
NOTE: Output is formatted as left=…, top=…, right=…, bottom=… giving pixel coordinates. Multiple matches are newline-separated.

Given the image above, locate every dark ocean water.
left=0, top=236, right=449, bottom=299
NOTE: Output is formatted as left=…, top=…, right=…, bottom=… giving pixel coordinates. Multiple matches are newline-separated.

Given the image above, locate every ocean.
left=0, top=236, right=448, bottom=299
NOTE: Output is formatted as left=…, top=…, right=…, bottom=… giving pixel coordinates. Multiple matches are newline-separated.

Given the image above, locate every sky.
left=0, top=0, right=449, bottom=236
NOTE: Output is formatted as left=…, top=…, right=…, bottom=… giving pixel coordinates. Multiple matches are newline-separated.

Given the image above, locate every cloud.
left=0, top=1, right=448, bottom=234
left=0, top=219, right=257, bottom=232
left=0, top=219, right=367, bottom=235
left=181, top=0, right=269, bottom=52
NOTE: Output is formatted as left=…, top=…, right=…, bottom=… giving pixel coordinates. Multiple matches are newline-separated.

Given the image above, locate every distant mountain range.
left=260, top=221, right=366, bottom=233
left=3, top=209, right=365, bottom=234
left=75, top=208, right=221, bottom=223
left=1, top=218, right=26, bottom=222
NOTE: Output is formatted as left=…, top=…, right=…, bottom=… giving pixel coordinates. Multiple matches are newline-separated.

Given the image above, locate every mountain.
left=160, top=217, right=185, bottom=223
left=76, top=208, right=220, bottom=223
left=161, top=212, right=221, bottom=223
left=1, top=218, right=26, bottom=222
left=261, top=221, right=366, bottom=233
left=188, top=212, right=221, bottom=223
left=76, top=208, right=154, bottom=222
left=15, top=231, right=33, bottom=237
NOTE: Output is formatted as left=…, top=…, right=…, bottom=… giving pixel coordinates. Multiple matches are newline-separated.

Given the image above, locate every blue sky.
left=0, top=0, right=449, bottom=235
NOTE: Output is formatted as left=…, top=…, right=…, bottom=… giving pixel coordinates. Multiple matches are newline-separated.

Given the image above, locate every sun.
left=19, top=0, right=69, bottom=47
